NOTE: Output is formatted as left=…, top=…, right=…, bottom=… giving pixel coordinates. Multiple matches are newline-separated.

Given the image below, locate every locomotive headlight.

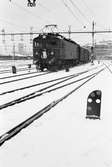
left=43, top=35, right=46, bottom=39
left=37, top=43, right=39, bottom=46
left=33, top=60, right=38, bottom=64
left=51, top=51, right=54, bottom=55
left=36, top=51, right=38, bottom=54
left=35, top=42, right=39, bottom=47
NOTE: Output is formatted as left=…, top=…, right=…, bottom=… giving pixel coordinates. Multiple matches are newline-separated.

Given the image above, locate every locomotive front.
left=33, top=33, right=59, bottom=71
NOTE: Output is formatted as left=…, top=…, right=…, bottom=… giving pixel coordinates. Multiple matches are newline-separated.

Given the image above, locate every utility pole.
left=13, top=43, right=15, bottom=64
left=1, top=29, right=5, bottom=43
left=12, top=43, right=16, bottom=74
left=91, top=21, right=95, bottom=63
left=30, top=27, right=33, bottom=44
left=68, top=25, right=71, bottom=39
left=92, top=21, right=95, bottom=47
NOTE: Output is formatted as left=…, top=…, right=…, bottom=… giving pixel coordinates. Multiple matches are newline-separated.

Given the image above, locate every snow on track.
left=0, top=61, right=112, bottom=167
left=0, top=62, right=104, bottom=135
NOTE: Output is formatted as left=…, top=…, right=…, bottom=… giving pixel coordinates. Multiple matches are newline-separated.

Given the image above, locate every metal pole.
left=1, top=29, right=5, bottom=43
left=68, top=25, right=71, bottom=39
left=91, top=21, right=95, bottom=63
left=92, top=21, right=95, bottom=47
left=0, top=30, right=112, bottom=36
left=13, top=43, right=15, bottom=65
left=12, top=43, right=16, bottom=74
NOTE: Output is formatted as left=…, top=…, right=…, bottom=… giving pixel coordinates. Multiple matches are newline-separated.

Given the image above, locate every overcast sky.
left=0, top=0, right=112, bottom=45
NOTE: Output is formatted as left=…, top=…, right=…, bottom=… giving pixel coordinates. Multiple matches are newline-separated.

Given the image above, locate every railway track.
left=0, top=67, right=105, bottom=111
left=103, top=63, right=112, bottom=74
left=0, top=67, right=96, bottom=96
left=0, top=69, right=11, bottom=74
left=0, top=71, right=86, bottom=95
left=0, top=67, right=105, bottom=147
left=16, top=67, right=36, bottom=72
left=0, top=66, right=35, bottom=75
left=0, top=64, right=103, bottom=95
left=0, top=71, right=42, bottom=80
left=0, top=71, right=50, bottom=85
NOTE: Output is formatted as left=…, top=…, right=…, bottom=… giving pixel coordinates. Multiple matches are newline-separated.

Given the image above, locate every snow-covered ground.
left=0, top=60, right=112, bottom=167
left=0, top=60, right=33, bottom=67
left=0, top=59, right=35, bottom=74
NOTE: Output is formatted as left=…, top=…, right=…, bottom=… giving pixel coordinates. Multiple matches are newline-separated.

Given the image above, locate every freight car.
left=80, top=47, right=90, bottom=63
left=33, top=33, right=90, bottom=71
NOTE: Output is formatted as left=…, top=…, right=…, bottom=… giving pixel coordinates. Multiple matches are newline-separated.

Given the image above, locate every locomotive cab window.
left=35, top=42, right=39, bottom=47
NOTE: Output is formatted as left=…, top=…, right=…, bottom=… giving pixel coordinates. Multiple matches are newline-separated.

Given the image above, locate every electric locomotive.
left=33, top=33, right=90, bottom=71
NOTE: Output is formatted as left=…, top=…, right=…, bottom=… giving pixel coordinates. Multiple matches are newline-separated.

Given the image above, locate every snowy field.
left=0, top=60, right=112, bottom=167
left=0, top=60, right=33, bottom=67
left=0, top=59, right=35, bottom=74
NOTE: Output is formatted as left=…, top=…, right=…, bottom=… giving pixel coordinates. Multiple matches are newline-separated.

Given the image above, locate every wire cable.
left=0, top=17, right=27, bottom=32
left=80, top=0, right=106, bottom=30
left=81, top=0, right=95, bottom=19
left=38, top=2, right=51, bottom=13
left=10, top=1, right=53, bottom=25
left=68, top=0, right=91, bottom=23
left=61, top=0, right=85, bottom=26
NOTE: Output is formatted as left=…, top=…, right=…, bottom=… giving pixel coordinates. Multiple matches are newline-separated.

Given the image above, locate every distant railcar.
left=33, top=33, right=90, bottom=71
left=80, top=47, right=90, bottom=63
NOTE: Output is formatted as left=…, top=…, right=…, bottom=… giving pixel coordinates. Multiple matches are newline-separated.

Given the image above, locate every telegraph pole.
left=12, top=43, right=16, bottom=74
left=1, top=29, right=5, bottom=43
left=68, top=25, right=71, bottom=39
left=92, top=21, right=95, bottom=47
left=13, top=44, right=15, bottom=64
left=91, top=21, right=95, bottom=63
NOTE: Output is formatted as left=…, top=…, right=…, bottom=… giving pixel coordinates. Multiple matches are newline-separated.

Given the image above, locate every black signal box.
left=86, top=90, right=102, bottom=119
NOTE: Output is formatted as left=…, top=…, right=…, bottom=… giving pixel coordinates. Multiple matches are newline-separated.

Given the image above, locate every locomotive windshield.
left=34, top=41, right=42, bottom=48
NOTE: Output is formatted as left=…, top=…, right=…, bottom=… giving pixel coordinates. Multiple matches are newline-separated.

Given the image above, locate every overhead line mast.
left=92, top=21, right=95, bottom=48
left=61, top=0, right=84, bottom=26
left=0, top=30, right=112, bottom=36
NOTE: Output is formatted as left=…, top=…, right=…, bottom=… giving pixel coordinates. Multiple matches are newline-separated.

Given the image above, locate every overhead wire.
left=37, top=2, right=57, bottom=26
left=10, top=1, right=54, bottom=25
left=81, top=0, right=95, bottom=20
left=61, top=0, right=85, bottom=26
left=37, top=0, right=72, bottom=27
left=38, top=2, right=51, bottom=13
left=0, top=0, right=111, bottom=46
left=0, top=17, right=28, bottom=32
left=68, top=0, right=91, bottom=24
left=0, top=1, right=40, bottom=32
left=80, top=0, right=106, bottom=30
